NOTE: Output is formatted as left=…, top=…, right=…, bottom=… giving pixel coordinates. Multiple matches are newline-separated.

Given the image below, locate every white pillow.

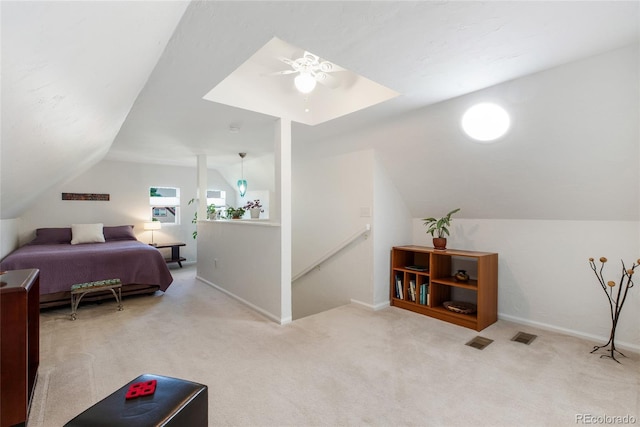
left=70, top=223, right=105, bottom=245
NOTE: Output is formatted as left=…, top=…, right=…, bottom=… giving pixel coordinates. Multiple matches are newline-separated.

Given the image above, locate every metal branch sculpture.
left=587, top=257, right=637, bottom=363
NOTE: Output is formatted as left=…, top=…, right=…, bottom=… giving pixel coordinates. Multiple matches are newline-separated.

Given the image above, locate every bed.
left=0, top=225, right=173, bottom=308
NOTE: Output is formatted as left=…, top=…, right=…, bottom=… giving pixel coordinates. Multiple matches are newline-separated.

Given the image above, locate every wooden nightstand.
left=152, top=242, right=186, bottom=268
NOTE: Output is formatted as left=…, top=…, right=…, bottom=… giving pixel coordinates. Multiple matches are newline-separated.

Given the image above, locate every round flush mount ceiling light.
left=461, top=103, right=511, bottom=142
left=294, top=72, right=317, bottom=94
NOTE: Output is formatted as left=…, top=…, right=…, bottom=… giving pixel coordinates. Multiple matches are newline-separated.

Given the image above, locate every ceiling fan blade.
left=318, top=61, right=334, bottom=73
left=277, top=56, right=296, bottom=67
left=263, top=69, right=299, bottom=77
left=325, top=61, right=346, bottom=73
left=302, top=51, right=320, bottom=63
left=315, top=72, right=340, bottom=89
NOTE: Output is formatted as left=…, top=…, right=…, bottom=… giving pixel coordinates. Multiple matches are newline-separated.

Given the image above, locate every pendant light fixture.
left=237, top=152, right=247, bottom=197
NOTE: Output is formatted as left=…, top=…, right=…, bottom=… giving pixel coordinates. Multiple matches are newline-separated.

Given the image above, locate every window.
left=206, top=190, right=226, bottom=208
left=203, top=190, right=226, bottom=219
left=150, top=187, right=180, bottom=224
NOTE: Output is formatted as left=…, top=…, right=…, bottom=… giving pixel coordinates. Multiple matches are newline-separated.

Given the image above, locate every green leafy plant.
left=188, top=198, right=217, bottom=239
left=422, top=208, right=460, bottom=238
left=226, top=206, right=246, bottom=219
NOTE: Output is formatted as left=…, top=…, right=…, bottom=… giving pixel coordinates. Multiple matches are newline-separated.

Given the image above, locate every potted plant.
left=422, top=208, right=460, bottom=250
left=206, top=204, right=217, bottom=220
left=188, top=199, right=217, bottom=239
left=243, top=199, right=264, bottom=219
left=226, top=206, right=246, bottom=219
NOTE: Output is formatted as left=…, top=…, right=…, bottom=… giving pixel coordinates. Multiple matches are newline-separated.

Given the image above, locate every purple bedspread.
left=0, top=240, right=173, bottom=295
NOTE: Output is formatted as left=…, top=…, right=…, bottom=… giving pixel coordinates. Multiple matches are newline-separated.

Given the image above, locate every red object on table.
left=125, top=380, right=157, bottom=399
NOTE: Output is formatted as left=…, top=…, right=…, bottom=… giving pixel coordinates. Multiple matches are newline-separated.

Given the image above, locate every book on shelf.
left=409, top=279, right=416, bottom=302
left=420, top=283, right=430, bottom=305
left=394, top=275, right=399, bottom=298
left=395, top=274, right=403, bottom=299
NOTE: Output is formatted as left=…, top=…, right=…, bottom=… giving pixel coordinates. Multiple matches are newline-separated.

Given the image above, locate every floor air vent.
left=511, top=331, right=537, bottom=345
left=465, top=336, right=493, bottom=350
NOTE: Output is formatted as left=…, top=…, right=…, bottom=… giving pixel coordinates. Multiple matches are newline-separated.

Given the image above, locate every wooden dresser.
left=1, top=269, right=40, bottom=427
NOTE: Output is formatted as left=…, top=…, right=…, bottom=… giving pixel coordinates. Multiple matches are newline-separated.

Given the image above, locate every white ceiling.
left=2, top=1, right=639, bottom=219
left=107, top=1, right=639, bottom=167
left=203, top=36, right=399, bottom=126
left=1, top=0, right=189, bottom=218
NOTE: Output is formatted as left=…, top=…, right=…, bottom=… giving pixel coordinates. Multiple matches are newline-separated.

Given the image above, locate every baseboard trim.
left=193, top=276, right=637, bottom=349
left=498, top=312, right=640, bottom=353
left=280, top=316, right=292, bottom=325
left=196, top=275, right=289, bottom=325
left=350, top=299, right=390, bottom=311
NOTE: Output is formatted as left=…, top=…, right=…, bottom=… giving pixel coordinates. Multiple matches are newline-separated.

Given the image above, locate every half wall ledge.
left=198, top=220, right=280, bottom=227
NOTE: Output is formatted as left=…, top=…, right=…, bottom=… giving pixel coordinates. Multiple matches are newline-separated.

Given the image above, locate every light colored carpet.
left=29, top=265, right=638, bottom=426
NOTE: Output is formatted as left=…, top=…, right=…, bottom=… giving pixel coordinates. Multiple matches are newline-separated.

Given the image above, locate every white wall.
left=291, top=149, right=376, bottom=319
left=288, top=45, right=639, bottom=348
left=412, top=219, right=640, bottom=350
left=371, top=152, right=412, bottom=308
left=196, top=220, right=284, bottom=322
left=18, top=159, right=235, bottom=263
left=196, top=118, right=291, bottom=324
left=301, top=45, right=639, bottom=222
left=0, top=219, right=20, bottom=259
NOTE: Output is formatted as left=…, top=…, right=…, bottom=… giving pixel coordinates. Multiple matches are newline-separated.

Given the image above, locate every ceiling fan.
left=272, top=52, right=341, bottom=93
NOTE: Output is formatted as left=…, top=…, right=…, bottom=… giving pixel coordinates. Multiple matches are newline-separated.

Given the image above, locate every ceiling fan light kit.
left=281, top=51, right=337, bottom=94
left=294, top=72, right=317, bottom=93
left=203, top=36, right=400, bottom=126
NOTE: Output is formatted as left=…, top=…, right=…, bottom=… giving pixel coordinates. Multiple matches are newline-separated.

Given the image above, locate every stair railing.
left=292, top=224, right=371, bottom=283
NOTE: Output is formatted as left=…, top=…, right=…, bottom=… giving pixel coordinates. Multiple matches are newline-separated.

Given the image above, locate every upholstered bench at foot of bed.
left=63, top=374, right=208, bottom=427
left=70, top=279, right=123, bottom=320
left=41, top=284, right=160, bottom=309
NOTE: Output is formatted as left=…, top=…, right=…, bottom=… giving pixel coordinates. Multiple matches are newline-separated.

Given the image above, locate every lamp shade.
left=144, top=221, right=161, bottom=231
left=237, top=179, right=247, bottom=197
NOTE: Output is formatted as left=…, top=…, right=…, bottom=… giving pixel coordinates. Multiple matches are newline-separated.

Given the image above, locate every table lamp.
left=144, top=221, right=161, bottom=246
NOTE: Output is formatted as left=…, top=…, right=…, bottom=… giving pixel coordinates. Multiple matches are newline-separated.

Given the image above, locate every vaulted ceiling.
left=2, top=1, right=638, bottom=219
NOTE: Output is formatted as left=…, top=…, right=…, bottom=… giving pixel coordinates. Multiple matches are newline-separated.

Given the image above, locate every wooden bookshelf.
left=390, top=245, right=498, bottom=331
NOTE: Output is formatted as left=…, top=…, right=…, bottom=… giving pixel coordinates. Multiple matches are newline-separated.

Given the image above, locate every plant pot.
left=433, top=237, right=447, bottom=250
left=250, top=208, right=261, bottom=219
